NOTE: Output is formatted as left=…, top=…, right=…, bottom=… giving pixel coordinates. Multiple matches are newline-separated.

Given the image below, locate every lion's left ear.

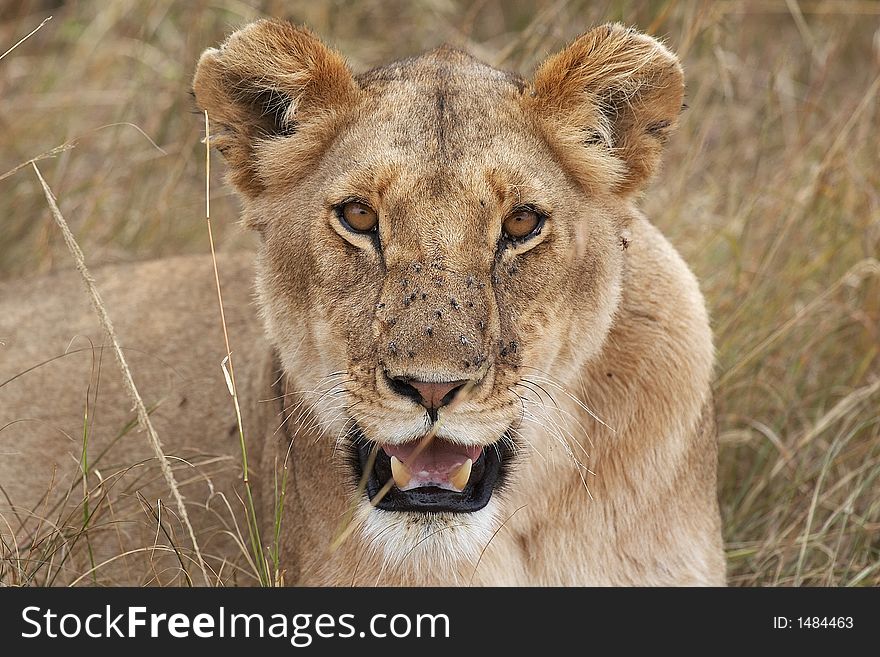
left=528, top=24, right=684, bottom=195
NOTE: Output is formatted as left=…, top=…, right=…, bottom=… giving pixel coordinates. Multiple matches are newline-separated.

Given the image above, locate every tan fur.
left=0, top=21, right=724, bottom=586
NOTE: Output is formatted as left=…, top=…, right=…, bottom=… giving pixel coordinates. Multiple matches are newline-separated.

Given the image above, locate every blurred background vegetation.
left=1, top=0, right=878, bottom=586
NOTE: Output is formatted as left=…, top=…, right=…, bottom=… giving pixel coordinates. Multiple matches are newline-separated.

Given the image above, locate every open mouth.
left=352, top=428, right=513, bottom=513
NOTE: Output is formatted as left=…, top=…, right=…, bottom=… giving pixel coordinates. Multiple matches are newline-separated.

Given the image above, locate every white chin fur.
left=358, top=499, right=500, bottom=583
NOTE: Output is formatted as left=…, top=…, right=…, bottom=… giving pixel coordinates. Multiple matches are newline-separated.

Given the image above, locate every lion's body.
left=0, top=21, right=725, bottom=586
left=0, top=255, right=271, bottom=585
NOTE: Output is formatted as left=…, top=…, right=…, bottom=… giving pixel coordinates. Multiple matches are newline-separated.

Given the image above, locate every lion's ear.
left=529, top=23, right=684, bottom=195
left=193, top=20, right=358, bottom=197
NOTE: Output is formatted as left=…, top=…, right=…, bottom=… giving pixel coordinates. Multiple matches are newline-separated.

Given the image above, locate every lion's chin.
left=359, top=501, right=501, bottom=580
left=345, top=424, right=514, bottom=579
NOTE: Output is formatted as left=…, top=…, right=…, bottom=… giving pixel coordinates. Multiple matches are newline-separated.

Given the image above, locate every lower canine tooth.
left=449, top=458, right=472, bottom=491
left=390, top=456, right=411, bottom=489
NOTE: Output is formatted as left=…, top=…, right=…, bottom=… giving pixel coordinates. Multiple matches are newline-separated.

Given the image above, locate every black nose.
left=385, top=375, right=468, bottom=422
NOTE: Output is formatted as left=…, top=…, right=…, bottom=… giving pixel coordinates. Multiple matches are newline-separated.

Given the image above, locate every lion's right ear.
left=193, top=20, right=358, bottom=197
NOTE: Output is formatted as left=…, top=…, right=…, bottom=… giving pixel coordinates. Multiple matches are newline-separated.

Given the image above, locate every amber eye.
left=502, top=207, right=543, bottom=241
left=339, top=201, right=379, bottom=233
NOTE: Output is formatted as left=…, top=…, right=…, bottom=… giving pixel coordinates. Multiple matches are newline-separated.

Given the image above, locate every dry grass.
left=1, top=0, right=878, bottom=586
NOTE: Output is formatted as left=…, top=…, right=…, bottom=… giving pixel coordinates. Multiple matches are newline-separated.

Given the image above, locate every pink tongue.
left=383, top=438, right=482, bottom=489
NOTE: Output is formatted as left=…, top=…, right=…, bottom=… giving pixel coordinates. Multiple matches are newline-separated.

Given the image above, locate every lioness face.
left=195, top=21, right=683, bottom=567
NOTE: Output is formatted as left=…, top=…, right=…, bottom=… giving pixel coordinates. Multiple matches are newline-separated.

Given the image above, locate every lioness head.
left=194, top=21, right=684, bottom=567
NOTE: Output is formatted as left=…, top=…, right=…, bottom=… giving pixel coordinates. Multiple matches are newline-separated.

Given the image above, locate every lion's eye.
left=501, top=207, right=543, bottom=241
left=339, top=201, right=379, bottom=233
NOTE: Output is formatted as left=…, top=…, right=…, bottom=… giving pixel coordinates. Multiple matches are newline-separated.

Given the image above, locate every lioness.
left=0, top=21, right=724, bottom=586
